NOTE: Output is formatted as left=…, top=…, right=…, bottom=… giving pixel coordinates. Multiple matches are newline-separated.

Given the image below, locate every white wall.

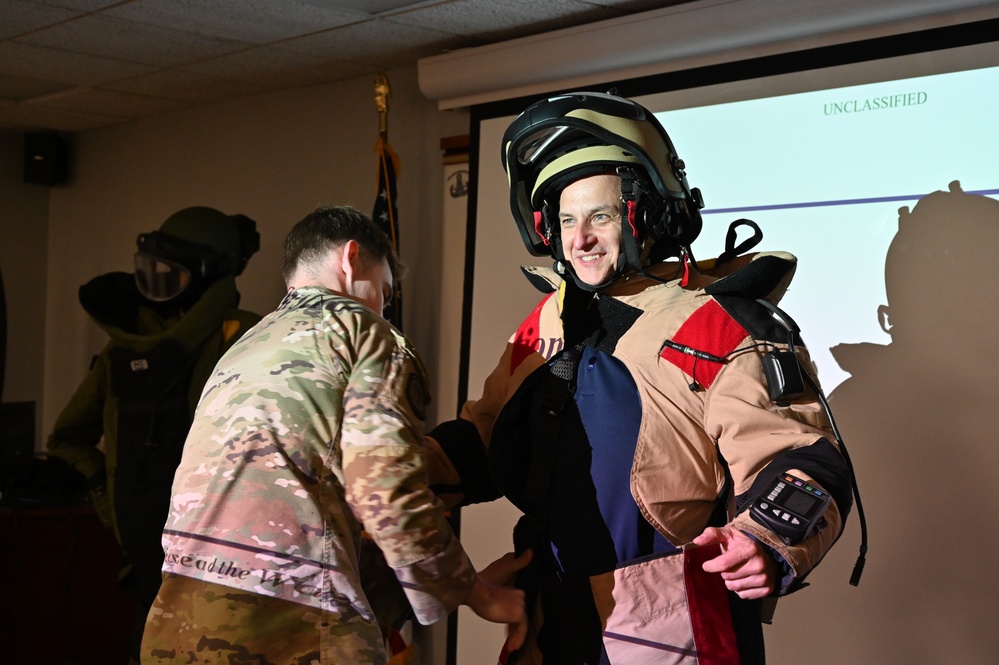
left=4, top=62, right=469, bottom=665
left=0, top=130, right=50, bottom=441
left=36, top=64, right=468, bottom=441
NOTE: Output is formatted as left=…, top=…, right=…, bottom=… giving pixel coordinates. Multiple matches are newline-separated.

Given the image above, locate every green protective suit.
left=46, top=270, right=260, bottom=610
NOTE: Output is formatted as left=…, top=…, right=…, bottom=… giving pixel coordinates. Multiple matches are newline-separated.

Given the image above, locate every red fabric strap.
left=684, top=544, right=741, bottom=665
left=626, top=199, right=639, bottom=237
left=534, top=211, right=549, bottom=245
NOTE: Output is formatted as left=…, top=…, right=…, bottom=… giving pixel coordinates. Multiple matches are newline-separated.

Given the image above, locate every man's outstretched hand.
left=693, top=526, right=778, bottom=599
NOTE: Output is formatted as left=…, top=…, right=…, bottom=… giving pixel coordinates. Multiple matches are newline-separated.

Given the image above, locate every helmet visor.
left=516, top=125, right=571, bottom=166
left=134, top=253, right=193, bottom=302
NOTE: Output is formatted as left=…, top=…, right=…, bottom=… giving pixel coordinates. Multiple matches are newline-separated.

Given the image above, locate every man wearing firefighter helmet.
left=427, top=91, right=854, bottom=663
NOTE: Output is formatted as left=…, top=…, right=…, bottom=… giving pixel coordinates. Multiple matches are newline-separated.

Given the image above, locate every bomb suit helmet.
left=134, top=206, right=260, bottom=305
left=502, top=91, right=704, bottom=284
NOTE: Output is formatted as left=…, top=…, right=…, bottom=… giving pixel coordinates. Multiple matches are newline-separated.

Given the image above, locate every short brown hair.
left=281, top=206, right=401, bottom=286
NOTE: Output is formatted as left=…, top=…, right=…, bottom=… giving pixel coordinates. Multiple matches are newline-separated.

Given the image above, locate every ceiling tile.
left=27, top=0, right=123, bottom=10
left=280, top=17, right=467, bottom=68
left=391, top=0, right=621, bottom=42
left=184, top=46, right=376, bottom=87
left=0, top=41, right=155, bottom=87
left=0, top=0, right=81, bottom=40
left=0, top=0, right=709, bottom=132
left=0, top=72, right=72, bottom=101
left=104, top=68, right=273, bottom=103
left=105, top=0, right=369, bottom=44
left=16, top=14, right=251, bottom=67
left=0, top=99, right=130, bottom=132
left=38, top=87, right=194, bottom=119
left=302, top=0, right=440, bottom=15
left=584, top=0, right=684, bottom=9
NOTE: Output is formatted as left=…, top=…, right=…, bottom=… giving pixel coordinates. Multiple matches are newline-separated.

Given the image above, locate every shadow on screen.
left=826, top=180, right=999, bottom=661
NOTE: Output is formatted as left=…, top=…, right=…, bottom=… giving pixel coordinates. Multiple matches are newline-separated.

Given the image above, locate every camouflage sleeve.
left=340, top=316, right=475, bottom=625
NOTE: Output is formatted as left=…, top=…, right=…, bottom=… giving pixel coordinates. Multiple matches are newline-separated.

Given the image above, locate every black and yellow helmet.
left=502, top=91, right=703, bottom=271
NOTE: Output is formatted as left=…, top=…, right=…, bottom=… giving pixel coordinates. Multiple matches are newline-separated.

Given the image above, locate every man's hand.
left=478, top=549, right=533, bottom=587
left=693, top=526, right=778, bottom=599
left=464, top=550, right=532, bottom=654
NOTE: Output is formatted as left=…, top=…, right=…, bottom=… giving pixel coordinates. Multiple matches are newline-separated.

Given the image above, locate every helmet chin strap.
left=619, top=166, right=667, bottom=279
left=619, top=200, right=645, bottom=274
left=617, top=166, right=698, bottom=286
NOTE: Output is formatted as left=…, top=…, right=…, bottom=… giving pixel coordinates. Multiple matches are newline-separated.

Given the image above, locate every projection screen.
left=449, top=20, right=999, bottom=665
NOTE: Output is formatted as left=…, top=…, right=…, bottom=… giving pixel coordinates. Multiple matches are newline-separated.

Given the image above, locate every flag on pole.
left=373, top=134, right=402, bottom=329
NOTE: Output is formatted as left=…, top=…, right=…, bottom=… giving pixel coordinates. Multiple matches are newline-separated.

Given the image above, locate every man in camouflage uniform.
left=142, top=206, right=527, bottom=664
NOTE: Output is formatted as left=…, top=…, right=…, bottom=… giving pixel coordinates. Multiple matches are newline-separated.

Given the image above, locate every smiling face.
left=558, top=173, right=623, bottom=287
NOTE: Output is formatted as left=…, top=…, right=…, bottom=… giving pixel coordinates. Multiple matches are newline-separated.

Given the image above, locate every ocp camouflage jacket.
left=157, top=286, right=475, bottom=661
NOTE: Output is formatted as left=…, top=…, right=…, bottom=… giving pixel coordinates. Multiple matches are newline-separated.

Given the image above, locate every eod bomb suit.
left=46, top=207, right=261, bottom=659
left=426, top=91, right=853, bottom=664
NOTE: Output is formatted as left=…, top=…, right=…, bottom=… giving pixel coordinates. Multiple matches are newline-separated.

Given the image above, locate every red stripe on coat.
left=510, top=293, right=554, bottom=375
left=659, top=299, right=747, bottom=389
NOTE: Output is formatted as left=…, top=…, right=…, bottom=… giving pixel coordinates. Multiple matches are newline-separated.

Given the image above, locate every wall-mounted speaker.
left=23, top=132, right=69, bottom=186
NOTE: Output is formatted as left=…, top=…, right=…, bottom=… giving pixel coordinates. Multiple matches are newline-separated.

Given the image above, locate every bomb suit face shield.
left=134, top=231, right=220, bottom=302
left=502, top=91, right=703, bottom=262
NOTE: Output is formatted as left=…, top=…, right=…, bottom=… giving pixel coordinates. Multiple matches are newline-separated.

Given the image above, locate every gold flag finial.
left=375, top=73, right=391, bottom=137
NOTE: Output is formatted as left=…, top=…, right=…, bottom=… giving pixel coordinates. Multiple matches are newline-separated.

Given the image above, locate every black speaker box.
left=23, top=132, right=69, bottom=186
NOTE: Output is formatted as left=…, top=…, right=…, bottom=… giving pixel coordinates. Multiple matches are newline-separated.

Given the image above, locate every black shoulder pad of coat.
left=703, top=254, right=795, bottom=300
left=712, top=295, right=799, bottom=345
left=520, top=265, right=559, bottom=294
left=427, top=418, right=501, bottom=506
left=705, top=254, right=801, bottom=343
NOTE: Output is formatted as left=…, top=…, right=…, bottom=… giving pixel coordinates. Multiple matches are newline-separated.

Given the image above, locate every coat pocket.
left=589, top=544, right=740, bottom=665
